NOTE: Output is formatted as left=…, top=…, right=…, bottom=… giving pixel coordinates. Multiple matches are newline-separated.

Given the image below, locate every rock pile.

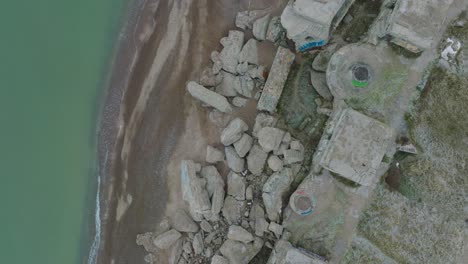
left=138, top=8, right=307, bottom=264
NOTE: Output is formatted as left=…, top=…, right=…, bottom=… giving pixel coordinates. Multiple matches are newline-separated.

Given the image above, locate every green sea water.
left=0, top=1, right=125, bottom=263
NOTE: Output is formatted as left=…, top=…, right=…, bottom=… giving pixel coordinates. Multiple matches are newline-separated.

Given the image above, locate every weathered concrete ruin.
left=386, top=0, right=454, bottom=53
left=281, top=0, right=355, bottom=51
left=257, top=47, right=295, bottom=112
left=318, top=108, right=395, bottom=186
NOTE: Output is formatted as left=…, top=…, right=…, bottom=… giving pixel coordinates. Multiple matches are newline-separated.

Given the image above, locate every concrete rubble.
left=280, top=0, right=354, bottom=51
left=253, top=14, right=271, bottom=40
left=206, top=146, right=224, bottom=163
left=267, top=239, right=327, bottom=264
left=257, top=47, right=295, bottom=112
left=232, top=97, right=248, bottom=108
left=262, top=168, right=294, bottom=222
left=227, top=171, right=246, bottom=201
left=181, top=160, right=212, bottom=219
left=239, top=39, right=259, bottom=65
left=200, top=67, right=223, bottom=87
left=258, top=127, right=286, bottom=152
left=266, top=16, right=285, bottom=43
left=233, top=133, right=253, bottom=158
left=187, top=81, right=233, bottom=113
left=247, top=144, right=268, bottom=176
left=220, top=118, right=248, bottom=146
left=153, top=229, right=182, bottom=250
left=216, top=71, right=240, bottom=97
left=171, top=209, right=200, bottom=233
left=220, top=30, right=244, bottom=73
left=220, top=238, right=264, bottom=264
left=225, top=146, right=245, bottom=173
left=227, top=225, right=254, bottom=243
left=236, top=9, right=269, bottom=30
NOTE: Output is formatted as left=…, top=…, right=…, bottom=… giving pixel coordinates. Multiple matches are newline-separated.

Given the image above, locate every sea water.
left=0, top=1, right=125, bottom=263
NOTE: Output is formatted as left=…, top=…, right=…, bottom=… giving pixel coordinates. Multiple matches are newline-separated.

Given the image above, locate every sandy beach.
left=96, top=0, right=285, bottom=263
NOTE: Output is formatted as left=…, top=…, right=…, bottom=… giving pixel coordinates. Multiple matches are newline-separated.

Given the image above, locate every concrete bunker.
left=318, top=108, right=395, bottom=186
left=281, top=0, right=355, bottom=52
left=386, top=0, right=454, bottom=53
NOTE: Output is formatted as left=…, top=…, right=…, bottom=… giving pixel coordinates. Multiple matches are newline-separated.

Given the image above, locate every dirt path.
left=97, top=1, right=286, bottom=263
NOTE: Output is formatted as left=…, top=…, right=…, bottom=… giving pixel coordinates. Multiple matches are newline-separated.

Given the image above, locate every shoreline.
left=91, top=0, right=158, bottom=263
left=94, top=1, right=285, bottom=263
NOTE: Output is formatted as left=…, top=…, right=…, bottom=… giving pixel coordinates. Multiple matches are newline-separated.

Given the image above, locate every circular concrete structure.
left=290, top=188, right=316, bottom=216
left=326, top=44, right=385, bottom=100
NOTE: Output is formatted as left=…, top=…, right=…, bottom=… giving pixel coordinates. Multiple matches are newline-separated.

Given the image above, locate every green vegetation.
left=277, top=57, right=328, bottom=184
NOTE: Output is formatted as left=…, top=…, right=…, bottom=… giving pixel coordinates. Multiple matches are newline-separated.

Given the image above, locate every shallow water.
left=0, top=1, right=124, bottom=263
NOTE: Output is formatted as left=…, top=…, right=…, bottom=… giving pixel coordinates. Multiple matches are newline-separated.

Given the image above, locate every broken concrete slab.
left=200, top=220, right=213, bottom=233
left=220, top=238, right=264, bottom=264
left=257, top=47, right=295, bottom=112
left=206, top=145, right=225, bottom=163
left=233, top=133, right=253, bottom=158
left=200, top=165, right=224, bottom=198
left=171, top=209, right=199, bottom=233
left=216, top=71, right=240, bottom=97
left=187, top=81, right=232, bottom=113
left=258, top=127, right=286, bottom=153
left=227, top=225, right=254, bottom=243
left=222, top=196, right=245, bottom=224
left=247, top=144, right=268, bottom=176
left=266, top=16, right=285, bottom=43
left=211, top=51, right=223, bottom=74
left=283, top=149, right=304, bottom=165
left=227, top=171, right=246, bottom=201
left=255, top=217, right=270, bottom=237
left=221, top=118, right=249, bottom=146
left=262, top=168, right=294, bottom=221
left=180, top=160, right=212, bottom=216
left=248, top=65, right=266, bottom=81
left=268, top=222, right=283, bottom=238
left=211, top=183, right=225, bottom=219
left=267, top=239, right=327, bottom=264
left=225, top=146, right=245, bottom=173
left=253, top=14, right=271, bottom=41
left=237, top=75, right=255, bottom=98
left=211, top=255, right=229, bottom=264
left=239, top=39, right=259, bottom=65
left=192, top=232, right=204, bottom=255
left=200, top=67, right=223, bottom=87
left=318, top=108, right=395, bottom=186
left=268, top=155, right=284, bottom=172
left=236, top=10, right=269, bottom=30
left=153, top=229, right=182, bottom=250
left=220, top=30, right=244, bottom=73
left=253, top=113, right=277, bottom=137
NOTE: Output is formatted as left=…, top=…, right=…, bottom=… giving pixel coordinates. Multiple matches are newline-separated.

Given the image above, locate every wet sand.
left=97, top=0, right=285, bottom=263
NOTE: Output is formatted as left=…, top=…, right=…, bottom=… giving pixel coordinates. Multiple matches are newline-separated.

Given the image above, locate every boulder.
left=253, top=14, right=271, bottom=40
left=200, top=166, right=224, bottom=198
left=210, top=184, right=225, bottom=220
left=171, top=209, right=199, bottom=233
left=220, top=238, right=264, bottom=264
left=211, top=51, right=223, bottom=74
left=239, top=39, right=259, bottom=65
left=192, top=232, right=204, bottom=255
left=220, top=31, right=244, bottom=73
left=236, top=61, right=249, bottom=75
left=227, top=171, right=246, bottom=201
left=206, top=145, right=224, bottom=163
left=200, top=67, right=223, bottom=87
left=312, top=46, right=336, bottom=73
left=253, top=113, right=276, bottom=137
left=273, top=142, right=289, bottom=156
left=227, top=225, right=254, bottom=243
left=248, top=65, right=266, bottom=81
left=247, top=144, right=268, bottom=175
left=211, top=255, right=229, bottom=264
left=209, top=109, right=231, bottom=128
left=283, top=149, right=304, bottom=164
left=290, top=140, right=304, bottom=152
left=235, top=10, right=268, bottom=30
left=200, top=220, right=213, bottom=233
left=136, top=232, right=158, bottom=253
left=236, top=75, right=255, bottom=98
left=221, top=118, right=248, bottom=146
left=169, top=238, right=183, bottom=264
left=187, top=81, right=232, bottom=113
left=180, top=160, right=212, bottom=216
left=310, top=70, right=333, bottom=101
left=233, top=133, right=253, bottom=158
left=216, top=71, right=240, bottom=97
left=255, top=217, right=269, bottom=237
left=282, top=132, right=291, bottom=143
left=225, top=146, right=245, bottom=173
left=266, top=16, right=285, bottom=43
left=245, top=185, right=254, bottom=200
left=153, top=229, right=182, bottom=249
left=268, top=222, right=283, bottom=238
left=222, top=196, right=245, bottom=224
left=267, top=155, right=283, bottom=172
left=258, top=127, right=285, bottom=152
left=262, top=168, right=293, bottom=221
left=232, top=97, right=248, bottom=108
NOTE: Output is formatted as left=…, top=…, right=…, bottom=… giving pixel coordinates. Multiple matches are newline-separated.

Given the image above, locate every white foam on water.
left=87, top=175, right=102, bottom=264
